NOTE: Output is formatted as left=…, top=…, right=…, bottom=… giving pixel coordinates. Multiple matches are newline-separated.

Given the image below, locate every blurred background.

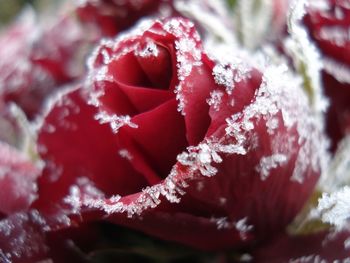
left=0, top=0, right=57, bottom=26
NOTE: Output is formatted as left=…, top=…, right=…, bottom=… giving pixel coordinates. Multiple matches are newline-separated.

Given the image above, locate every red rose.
left=304, top=0, right=350, bottom=151
left=0, top=14, right=335, bottom=261
left=0, top=10, right=88, bottom=119
left=0, top=16, right=320, bottom=260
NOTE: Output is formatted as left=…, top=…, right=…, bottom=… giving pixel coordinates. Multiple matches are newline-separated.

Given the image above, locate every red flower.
left=0, top=17, right=320, bottom=261
left=304, top=0, right=350, bottom=151
left=0, top=10, right=89, bottom=119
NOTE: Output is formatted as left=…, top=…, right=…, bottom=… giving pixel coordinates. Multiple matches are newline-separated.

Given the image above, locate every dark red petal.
left=323, top=72, right=350, bottom=150
left=253, top=230, right=350, bottom=262
left=181, top=61, right=213, bottom=146
left=124, top=98, right=187, bottom=178
left=206, top=68, right=261, bottom=136
left=108, top=210, right=252, bottom=251
left=36, top=87, right=148, bottom=211
left=115, top=81, right=173, bottom=114
left=136, top=44, right=173, bottom=89
left=107, top=52, right=153, bottom=87
left=0, top=142, right=40, bottom=215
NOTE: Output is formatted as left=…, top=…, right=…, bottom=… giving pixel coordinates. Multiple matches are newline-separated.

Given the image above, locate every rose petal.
left=253, top=230, right=350, bottom=262
left=181, top=57, right=213, bottom=146
left=125, top=98, right=187, bottom=179
left=37, top=87, right=148, bottom=211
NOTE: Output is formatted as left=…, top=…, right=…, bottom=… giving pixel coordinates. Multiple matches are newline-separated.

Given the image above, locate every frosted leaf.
left=284, top=0, right=327, bottom=112
left=312, top=186, right=350, bottom=230
left=94, top=111, right=138, bottom=133
left=256, top=154, right=288, bottom=181
left=319, top=135, right=350, bottom=191
left=174, top=0, right=238, bottom=46
left=233, top=0, right=275, bottom=49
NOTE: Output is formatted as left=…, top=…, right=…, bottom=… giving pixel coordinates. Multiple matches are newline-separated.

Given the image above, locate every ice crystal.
left=64, top=177, right=105, bottom=214
left=118, top=149, right=133, bottom=160
left=0, top=210, right=48, bottom=261
left=134, top=40, right=159, bottom=58
left=313, top=186, right=350, bottom=230
left=235, top=217, right=254, bottom=240
left=209, top=216, right=253, bottom=240
left=177, top=142, right=223, bottom=177
left=224, top=64, right=328, bottom=184
left=213, top=64, right=234, bottom=93
left=256, top=154, right=288, bottom=181
left=207, top=90, right=224, bottom=111
left=212, top=60, right=251, bottom=94
left=75, top=166, right=188, bottom=217
left=94, top=111, right=138, bottom=133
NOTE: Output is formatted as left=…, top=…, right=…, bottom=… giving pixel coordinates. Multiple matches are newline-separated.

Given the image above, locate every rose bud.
left=76, top=0, right=172, bottom=37
left=0, top=9, right=88, bottom=119
left=304, top=0, right=350, bottom=151
left=0, top=17, right=327, bottom=261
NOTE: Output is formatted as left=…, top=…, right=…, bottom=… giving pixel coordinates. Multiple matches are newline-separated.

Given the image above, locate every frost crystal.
left=134, top=40, right=159, bottom=58
left=72, top=166, right=188, bottom=218
left=285, top=0, right=327, bottom=112
left=118, top=149, right=133, bottom=160
left=207, top=90, right=224, bottom=111
left=313, top=186, right=350, bottom=230
left=256, top=154, right=288, bottom=181
left=0, top=210, right=48, bottom=260
left=224, top=64, right=327, bottom=184
left=177, top=142, right=223, bottom=177
left=210, top=216, right=253, bottom=240
left=212, top=60, right=251, bottom=94
left=94, top=111, right=138, bottom=133
left=213, top=64, right=234, bottom=93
